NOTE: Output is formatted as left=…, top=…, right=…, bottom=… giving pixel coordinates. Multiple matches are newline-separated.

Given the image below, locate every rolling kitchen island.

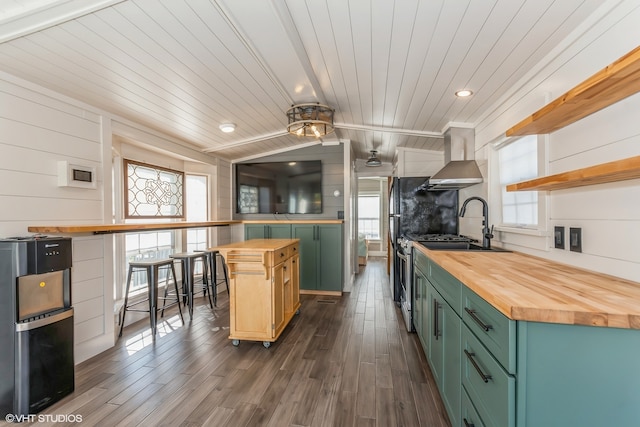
left=212, top=239, right=300, bottom=348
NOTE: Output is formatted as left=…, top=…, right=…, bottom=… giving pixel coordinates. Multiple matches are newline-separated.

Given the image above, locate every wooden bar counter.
left=28, top=220, right=240, bottom=235
left=212, top=239, right=300, bottom=348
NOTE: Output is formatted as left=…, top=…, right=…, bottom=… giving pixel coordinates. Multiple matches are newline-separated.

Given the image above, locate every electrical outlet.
left=569, top=227, right=582, bottom=253
left=554, top=226, right=565, bottom=249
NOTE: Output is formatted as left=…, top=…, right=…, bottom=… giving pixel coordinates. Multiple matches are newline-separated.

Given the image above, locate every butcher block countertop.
left=212, top=238, right=299, bottom=251
left=413, top=243, right=640, bottom=330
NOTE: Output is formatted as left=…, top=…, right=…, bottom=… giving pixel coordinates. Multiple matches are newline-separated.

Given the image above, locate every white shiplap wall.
left=472, top=3, right=640, bottom=282
left=1, top=71, right=225, bottom=363
left=395, top=147, right=445, bottom=178
left=0, top=71, right=113, bottom=363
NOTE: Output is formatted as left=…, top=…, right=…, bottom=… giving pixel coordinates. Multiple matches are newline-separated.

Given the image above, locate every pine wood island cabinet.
left=213, top=239, right=300, bottom=348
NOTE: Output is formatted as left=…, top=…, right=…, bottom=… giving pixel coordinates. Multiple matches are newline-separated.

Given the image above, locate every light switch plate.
left=569, top=227, right=582, bottom=252
left=554, top=226, right=565, bottom=249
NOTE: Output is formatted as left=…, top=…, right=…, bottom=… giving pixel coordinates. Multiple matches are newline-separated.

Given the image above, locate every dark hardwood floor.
left=20, top=257, right=450, bottom=426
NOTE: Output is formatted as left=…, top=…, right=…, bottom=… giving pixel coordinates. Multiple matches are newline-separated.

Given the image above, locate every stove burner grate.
left=406, top=233, right=472, bottom=243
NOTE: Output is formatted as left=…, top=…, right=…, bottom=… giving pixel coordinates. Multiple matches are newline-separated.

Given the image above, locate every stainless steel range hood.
left=428, top=126, right=483, bottom=190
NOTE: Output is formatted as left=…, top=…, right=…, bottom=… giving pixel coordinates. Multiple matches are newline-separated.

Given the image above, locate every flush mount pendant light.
left=286, top=103, right=335, bottom=138
left=219, top=123, right=236, bottom=133
left=365, top=150, right=382, bottom=167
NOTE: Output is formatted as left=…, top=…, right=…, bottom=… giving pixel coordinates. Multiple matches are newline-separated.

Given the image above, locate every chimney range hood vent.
left=428, top=126, right=483, bottom=190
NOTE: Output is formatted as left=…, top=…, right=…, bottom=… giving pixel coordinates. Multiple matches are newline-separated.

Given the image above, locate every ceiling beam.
left=269, top=0, right=328, bottom=104
left=203, top=122, right=443, bottom=154
left=335, top=123, right=444, bottom=138
left=0, top=0, right=126, bottom=43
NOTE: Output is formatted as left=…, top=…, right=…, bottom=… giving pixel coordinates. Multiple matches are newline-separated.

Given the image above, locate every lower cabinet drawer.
left=462, top=386, right=486, bottom=427
left=462, top=324, right=515, bottom=427
left=462, top=287, right=516, bottom=373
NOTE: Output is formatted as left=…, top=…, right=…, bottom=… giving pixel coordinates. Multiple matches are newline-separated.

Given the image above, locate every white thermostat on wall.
left=57, top=161, right=97, bottom=189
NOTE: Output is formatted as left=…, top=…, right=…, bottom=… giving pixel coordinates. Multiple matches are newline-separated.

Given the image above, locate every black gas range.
left=395, top=233, right=473, bottom=332
left=400, top=233, right=477, bottom=252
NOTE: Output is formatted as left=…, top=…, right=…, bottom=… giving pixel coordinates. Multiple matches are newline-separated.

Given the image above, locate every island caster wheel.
left=263, top=341, right=271, bottom=348
left=295, top=309, right=300, bottom=315
left=232, top=339, right=240, bottom=347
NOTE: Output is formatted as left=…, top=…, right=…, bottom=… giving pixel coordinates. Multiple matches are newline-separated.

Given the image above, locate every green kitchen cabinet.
left=413, top=250, right=431, bottom=354
left=244, top=223, right=291, bottom=239
left=515, top=321, right=640, bottom=427
left=413, top=249, right=461, bottom=427
left=427, top=282, right=461, bottom=427
left=415, top=248, right=640, bottom=427
left=412, top=261, right=426, bottom=349
left=291, top=224, right=342, bottom=292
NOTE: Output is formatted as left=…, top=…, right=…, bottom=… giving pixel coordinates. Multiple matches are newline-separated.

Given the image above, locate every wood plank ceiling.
left=0, top=0, right=605, bottom=164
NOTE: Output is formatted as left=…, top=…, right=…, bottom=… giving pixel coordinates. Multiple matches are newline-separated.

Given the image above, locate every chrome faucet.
left=460, top=196, right=494, bottom=249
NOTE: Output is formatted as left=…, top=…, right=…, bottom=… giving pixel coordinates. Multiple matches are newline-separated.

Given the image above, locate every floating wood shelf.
left=506, top=45, right=640, bottom=137
left=506, top=155, right=640, bottom=192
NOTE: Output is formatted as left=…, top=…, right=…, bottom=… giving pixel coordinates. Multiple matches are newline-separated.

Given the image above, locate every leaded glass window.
left=124, top=159, right=184, bottom=218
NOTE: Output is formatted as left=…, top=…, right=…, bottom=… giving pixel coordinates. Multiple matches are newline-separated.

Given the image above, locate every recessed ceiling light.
left=455, top=89, right=473, bottom=97
left=219, top=123, right=236, bottom=133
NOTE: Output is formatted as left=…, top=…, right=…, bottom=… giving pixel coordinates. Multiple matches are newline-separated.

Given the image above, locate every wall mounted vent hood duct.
left=428, top=126, right=483, bottom=190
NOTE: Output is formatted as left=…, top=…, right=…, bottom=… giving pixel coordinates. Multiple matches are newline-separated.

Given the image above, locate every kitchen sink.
left=418, top=242, right=511, bottom=252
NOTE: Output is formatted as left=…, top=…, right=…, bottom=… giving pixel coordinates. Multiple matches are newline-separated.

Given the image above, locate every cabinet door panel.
left=269, top=224, right=292, bottom=238
left=317, top=224, right=342, bottom=291
left=292, top=225, right=317, bottom=290
left=428, top=284, right=444, bottom=385
left=245, top=225, right=266, bottom=239
left=441, top=300, right=461, bottom=427
left=428, top=283, right=461, bottom=427
left=412, top=267, right=423, bottom=341
left=231, top=273, right=272, bottom=337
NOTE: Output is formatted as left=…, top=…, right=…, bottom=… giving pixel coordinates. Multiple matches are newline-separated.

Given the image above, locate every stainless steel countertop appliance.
left=0, top=236, right=74, bottom=417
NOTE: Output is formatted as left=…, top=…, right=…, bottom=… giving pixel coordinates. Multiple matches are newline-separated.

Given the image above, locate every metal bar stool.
left=199, top=249, right=230, bottom=307
left=170, top=252, right=212, bottom=319
left=119, top=258, right=183, bottom=340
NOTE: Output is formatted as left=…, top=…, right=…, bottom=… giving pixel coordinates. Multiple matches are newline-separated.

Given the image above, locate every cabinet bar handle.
left=463, top=418, right=475, bottom=427
left=465, top=307, right=492, bottom=332
left=433, top=298, right=440, bottom=340
left=464, top=349, right=492, bottom=383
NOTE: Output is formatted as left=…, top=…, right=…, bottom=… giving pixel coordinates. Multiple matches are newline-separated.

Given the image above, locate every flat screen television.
left=236, top=160, right=322, bottom=214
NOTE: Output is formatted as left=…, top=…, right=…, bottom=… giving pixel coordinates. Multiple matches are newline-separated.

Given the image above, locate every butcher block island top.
left=213, top=238, right=298, bottom=251
left=414, top=243, right=640, bottom=329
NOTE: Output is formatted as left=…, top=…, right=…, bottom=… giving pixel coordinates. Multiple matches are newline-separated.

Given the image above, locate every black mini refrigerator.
left=0, top=236, right=74, bottom=417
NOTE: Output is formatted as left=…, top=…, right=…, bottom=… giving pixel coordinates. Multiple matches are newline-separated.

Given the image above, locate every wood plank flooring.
left=17, top=257, right=450, bottom=426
